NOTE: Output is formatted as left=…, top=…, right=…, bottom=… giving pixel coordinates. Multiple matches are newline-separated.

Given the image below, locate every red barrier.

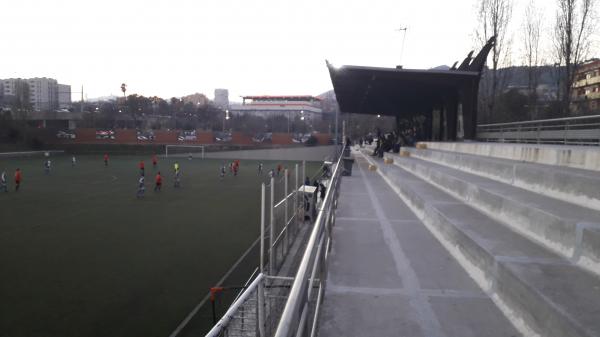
left=272, top=133, right=293, bottom=145
left=154, top=130, right=178, bottom=143
left=232, top=132, right=253, bottom=145
left=75, top=128, right=98, bottom=143
left=314, top=133, right=333, bottom=145
left=116, top=129, right=137, bottom=144
left=195, top=131, right=214, bottom=144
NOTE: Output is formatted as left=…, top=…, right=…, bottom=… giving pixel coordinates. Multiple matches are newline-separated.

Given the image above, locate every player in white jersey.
left=136, top=176, right=145, bottom=198
left=0, top=170, right=7, bottom=192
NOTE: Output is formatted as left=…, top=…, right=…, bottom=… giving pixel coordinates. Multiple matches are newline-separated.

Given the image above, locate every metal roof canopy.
left=327, top=65, right=478, bottom=115
left=326, top=37, right=495, bottom=140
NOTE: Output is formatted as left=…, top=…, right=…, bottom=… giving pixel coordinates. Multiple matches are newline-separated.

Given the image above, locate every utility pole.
left=80, top=85, right=84, bottom=113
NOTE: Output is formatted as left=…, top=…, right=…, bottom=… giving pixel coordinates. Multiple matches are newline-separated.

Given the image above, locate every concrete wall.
left=204, top=145, right=336, bottom=161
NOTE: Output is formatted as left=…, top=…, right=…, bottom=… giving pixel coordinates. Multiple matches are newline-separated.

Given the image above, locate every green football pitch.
left=0, top=153, right=322, bottom=337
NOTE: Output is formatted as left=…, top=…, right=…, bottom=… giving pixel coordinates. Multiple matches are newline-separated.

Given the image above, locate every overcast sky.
left=1, top=0, right=597, bottom=101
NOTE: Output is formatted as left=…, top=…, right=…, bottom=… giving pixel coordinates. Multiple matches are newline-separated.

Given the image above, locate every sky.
left=1, top=0, right=597, bottom=101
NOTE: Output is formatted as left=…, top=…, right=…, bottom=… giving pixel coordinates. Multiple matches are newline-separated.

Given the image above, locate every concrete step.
left=359, top=152, right=600, bottom=337
left=419, top=141, right=600, bottom=172
left=404, top=146, right=600, bottom=212
left=385, top=152, right=600, bottom=276
left=320, top=157, right=521, bottom=337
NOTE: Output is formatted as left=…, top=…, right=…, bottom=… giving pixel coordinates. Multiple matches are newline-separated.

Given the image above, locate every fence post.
left=302, top=161, right=306, bottom=225
left=284, top=169, right=289, bottom=253
left=564, top=121, right=569, bottom=145
left=270, top=177, right=275, bottom=275
left=295, top=164, right=299, bottom=232
left=257, top=276, right=265, bottom=337
left=260, top=183, right=265, bottom=273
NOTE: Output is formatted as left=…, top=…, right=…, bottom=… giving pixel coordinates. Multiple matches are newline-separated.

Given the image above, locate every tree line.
left=475, top=0, right=597, bottom=123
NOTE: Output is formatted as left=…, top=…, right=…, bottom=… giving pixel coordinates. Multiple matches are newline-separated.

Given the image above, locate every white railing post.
left=258, top=277, right=265, bottom=337
left=302, top=161, right=306, bottom=225
left=284, top=169, right=289, bottom=252
left=260, top=183, right=265, bottom=273
left=295, top=164, right=299, bottom=232
left=270, top=177, right=275, bottom=275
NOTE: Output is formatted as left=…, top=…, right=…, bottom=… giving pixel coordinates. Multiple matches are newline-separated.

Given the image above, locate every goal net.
left=165, top=145, right=205, bottom=159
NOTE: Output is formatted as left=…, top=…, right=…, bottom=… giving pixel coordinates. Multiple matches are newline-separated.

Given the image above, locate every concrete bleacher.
left=346, top=142, right=600, bottom=337
left=421, top=141, right=600, bottom=172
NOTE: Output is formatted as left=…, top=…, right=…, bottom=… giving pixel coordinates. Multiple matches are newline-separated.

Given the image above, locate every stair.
left=357, top=144, right=600, bottom=337
left=405, top=146, right=600, bottom=212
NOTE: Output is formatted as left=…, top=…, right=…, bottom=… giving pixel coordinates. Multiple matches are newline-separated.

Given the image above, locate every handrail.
left=478, top=114, right=600, bottom=128
left=273, top=146, right=345, bottom=337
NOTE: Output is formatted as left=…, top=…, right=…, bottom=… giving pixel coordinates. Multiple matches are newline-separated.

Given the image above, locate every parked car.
left=137, top=130, right=155, bottom=141
left=96, top=130, right=115, bottom=140
left=56, top=130, right=76, bottom=139
left=214, top=131, right=232, bottom=142
left=252, top=132, right=272, bottom=143
left=292, top=133, right=311, bottom=143
left=178, top=130, right=197, bottom=142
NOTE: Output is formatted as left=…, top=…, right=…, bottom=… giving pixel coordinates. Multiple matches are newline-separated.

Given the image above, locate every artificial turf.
left=0, top=153, right=321, bottom=337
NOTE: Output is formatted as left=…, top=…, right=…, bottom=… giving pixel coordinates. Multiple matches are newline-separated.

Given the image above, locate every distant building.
left=572, top=58, right=600, bottom=114
left=58, top=84, right=71, bottom=109
left=1, top=77, right=70, bottom=111
left=214, top=89, right=229, bottom=109
left=229, top=95, right=323, bottom=120
left=182, top=93, right=210, bottom=107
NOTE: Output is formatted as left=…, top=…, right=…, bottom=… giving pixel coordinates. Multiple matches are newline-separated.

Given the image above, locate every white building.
left=229, top=95, right=323, bottom=120
left=214, top=88, right=229, bottom=109
left=58, top=84, right=71, bottom=109
left=1, top=77, right=70, bottom=111
left=28, top=78, right=58, bottom=111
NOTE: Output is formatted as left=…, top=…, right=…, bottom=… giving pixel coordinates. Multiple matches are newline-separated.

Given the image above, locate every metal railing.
left=273, top=147, right=345, bottom=337
left=477, top=114, right=600, bottom=145
left=204, top=273, right=296, bottom=337
left=200, top=146, right=345, bottom=337
left=202, top=159, right=317, bottom=337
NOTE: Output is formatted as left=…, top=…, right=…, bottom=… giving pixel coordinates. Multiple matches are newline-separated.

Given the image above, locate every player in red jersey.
left=14, top=168, right=22, bottom=191
left=139, top=160, right=145, bottom=176
left=154, top=171, right=162, bottom=191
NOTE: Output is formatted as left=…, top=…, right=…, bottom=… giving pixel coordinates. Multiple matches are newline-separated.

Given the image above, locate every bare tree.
left=475, top=0, right=514, bottom=121
left=553, top=0, right=597, bottom=114
left=522, top=0, right=544, bottom=119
